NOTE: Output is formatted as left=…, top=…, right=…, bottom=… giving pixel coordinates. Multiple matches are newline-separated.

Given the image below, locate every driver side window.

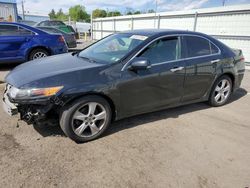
left=138, top=37, right=180, bottom=65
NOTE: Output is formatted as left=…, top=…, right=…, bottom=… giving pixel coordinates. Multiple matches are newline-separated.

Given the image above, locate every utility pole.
left=154, top=0, right=158, bottom=28
left=21, top=0, right=25, bottom=20
left=222, top=0, right=227, bottom=6
left=91, top=10, right=93, bottom=40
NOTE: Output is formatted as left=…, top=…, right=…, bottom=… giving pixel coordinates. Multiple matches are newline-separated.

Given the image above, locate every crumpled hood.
left=5, top=53, right=104, bottom=88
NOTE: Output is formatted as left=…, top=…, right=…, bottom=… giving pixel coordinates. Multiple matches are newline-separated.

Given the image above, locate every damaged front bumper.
left=2, top=84, right=56, bottom=124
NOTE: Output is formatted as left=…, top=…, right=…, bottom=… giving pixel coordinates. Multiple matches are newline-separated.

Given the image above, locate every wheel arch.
left=63, top=92, right=117, bottom=122
left=216, top=72, right=235, bottom=90
left=26, top=46, right=52, bottom=60
left=207, top=72, right=235, bottom=98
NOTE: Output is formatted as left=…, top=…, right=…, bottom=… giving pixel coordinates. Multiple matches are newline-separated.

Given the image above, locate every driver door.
left=119, top=36, right=186, bottom=117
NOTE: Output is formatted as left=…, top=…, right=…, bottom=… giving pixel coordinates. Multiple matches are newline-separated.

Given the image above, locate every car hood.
left=5, top=53, right=105, bottom=88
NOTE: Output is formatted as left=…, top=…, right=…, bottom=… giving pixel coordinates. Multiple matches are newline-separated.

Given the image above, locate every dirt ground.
left=0, top=71, right=249, bottom=188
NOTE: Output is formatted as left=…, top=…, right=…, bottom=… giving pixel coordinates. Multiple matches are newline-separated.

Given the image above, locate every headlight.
left=8, top=86, right=64, bottom=100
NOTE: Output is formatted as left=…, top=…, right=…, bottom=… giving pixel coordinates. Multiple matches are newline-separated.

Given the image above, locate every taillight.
left=58, top=35, right=65, bottom=43
left=240, top=57, right=245, bottom=62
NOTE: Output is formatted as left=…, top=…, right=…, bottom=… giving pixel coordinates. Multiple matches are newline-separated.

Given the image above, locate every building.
left=18, top=11, right=49, bottom=23
left=0, top=0, right=17, bottom=22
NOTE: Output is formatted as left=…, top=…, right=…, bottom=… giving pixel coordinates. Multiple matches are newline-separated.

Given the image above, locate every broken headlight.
left=8, top=85, right=64, bottom=100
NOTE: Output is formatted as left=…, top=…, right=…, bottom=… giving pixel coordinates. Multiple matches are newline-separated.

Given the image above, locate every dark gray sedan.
left=3, top=29, right=245, bottom=143
left=37, top=26, right=77, bottom=48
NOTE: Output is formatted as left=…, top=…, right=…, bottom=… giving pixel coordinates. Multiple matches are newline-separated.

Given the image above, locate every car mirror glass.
left=129, top=58, right=151, bottom=71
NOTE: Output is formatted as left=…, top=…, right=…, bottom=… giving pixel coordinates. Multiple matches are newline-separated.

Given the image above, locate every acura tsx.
left=3, top=29, right=245, bottom=142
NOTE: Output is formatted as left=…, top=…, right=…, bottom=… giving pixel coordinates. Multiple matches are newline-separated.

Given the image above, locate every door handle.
left=211, top=59, right=220, bottom=64
left=170, top=66, right=184, bottom=72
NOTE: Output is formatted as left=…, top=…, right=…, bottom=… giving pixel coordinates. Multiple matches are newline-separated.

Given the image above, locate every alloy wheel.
left=214, top=79, right=231, bottom=104
left=32, top=52, right=48, bottom=59
left=71, top=102, right=107, bottom=138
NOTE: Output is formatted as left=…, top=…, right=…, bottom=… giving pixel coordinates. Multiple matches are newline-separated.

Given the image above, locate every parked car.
left=0, top=22, right=68, bottom=63
left=37, top=26, right=77, bottom=48
left=35, top=20, right=76, bottom=35
left=3, top=29, right=245, bottom=143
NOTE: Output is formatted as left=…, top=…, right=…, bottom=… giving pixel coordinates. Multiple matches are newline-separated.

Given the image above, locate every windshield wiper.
left=71, top=51, right=79, bottom=56
left=77, top=55, right=97, bottom=63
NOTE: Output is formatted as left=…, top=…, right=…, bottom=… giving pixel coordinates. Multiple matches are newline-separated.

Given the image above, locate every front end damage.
left=18, top=104, right=55, bottom=125
left=3, top=84, right=60, bottom=125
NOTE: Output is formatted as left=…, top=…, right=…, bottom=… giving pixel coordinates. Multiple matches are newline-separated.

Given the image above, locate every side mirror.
left=129, top=58, right=151, bottom=71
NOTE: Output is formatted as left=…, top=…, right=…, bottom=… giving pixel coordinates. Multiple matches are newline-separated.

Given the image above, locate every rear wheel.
left=29, top=48, right=49, bottom=60
left=209, top=75, right=232, bottom=107
left=60, top=96, right=112, bottom=143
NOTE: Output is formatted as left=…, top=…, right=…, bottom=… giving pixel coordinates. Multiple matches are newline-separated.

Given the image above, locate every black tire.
left=209, top=75, right=232, bottom=107
left=59, top=96, right=112, bottom=143
left=29, top=48, right=49, bottom=60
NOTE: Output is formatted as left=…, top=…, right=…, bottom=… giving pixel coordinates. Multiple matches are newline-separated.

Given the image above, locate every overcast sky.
left=16, top=0, right=250, bottom=15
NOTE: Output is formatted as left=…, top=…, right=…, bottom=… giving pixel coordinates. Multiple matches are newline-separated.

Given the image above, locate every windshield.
left=78, top=33, right=148, bottom=64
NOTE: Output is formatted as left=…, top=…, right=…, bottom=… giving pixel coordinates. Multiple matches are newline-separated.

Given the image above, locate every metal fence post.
left=131, top=17, right=134, bottom=30
left=157, top=14, right=161, bottom=29
left=114, top=18, right=116, bottom=33
left=101, top=20, right=103, bottom=38
left=193, top=11, right=198, bottom=31
left=91, top=12, right=93, bottom=40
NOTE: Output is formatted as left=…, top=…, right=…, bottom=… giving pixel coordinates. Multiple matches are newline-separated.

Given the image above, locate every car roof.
left=120, top=29, right=208, bottom=38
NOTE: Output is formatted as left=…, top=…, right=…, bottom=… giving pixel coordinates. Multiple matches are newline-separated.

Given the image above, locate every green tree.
left=69, top=5, right=90, bottom=22
left=56, top=8, right=68, bottom=21
left=134, top=11, right=141, bottom=14
left=147, top=9, right=155, bottom=13
left=48, top=9, right=56, bottom=20
left=92, top=9, right=107, bottom=18
left=107, top=11, right=122, bottom=17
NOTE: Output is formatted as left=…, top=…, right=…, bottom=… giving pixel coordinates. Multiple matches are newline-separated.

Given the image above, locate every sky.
left=16, top=0, right=250, bottom=15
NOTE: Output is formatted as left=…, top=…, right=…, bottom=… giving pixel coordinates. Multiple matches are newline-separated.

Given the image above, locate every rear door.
left=181, top=35, right=221, bottom=102
left=0, top=24, right=34, bottom=62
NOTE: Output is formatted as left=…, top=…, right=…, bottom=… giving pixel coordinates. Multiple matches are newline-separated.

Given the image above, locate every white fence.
left=92, top=4, right=250, bottom=62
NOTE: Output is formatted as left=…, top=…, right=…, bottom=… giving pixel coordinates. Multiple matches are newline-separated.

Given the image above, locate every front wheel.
left=209, top=75, right=232, bottom=107
left=60, top=96, right=112, bottom=143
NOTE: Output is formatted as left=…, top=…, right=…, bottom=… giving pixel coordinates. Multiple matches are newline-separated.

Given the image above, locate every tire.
left=209, top=75, right=233, bottom=107
left=59, top=96, right=112, bottom=143
left=29, top=48, right=49, bottom=60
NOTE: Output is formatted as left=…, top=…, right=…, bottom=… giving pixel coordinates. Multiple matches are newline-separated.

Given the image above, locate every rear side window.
left=184, top=36, right=219, bottom=58
left=0, top=25, right=34, bottom=36
left=0, top=25, right=18, bottom=35
left=210, top=42, right=219, bottom=54
left=51, top=21, right=64, bottom=26
left=138, top=37, right=179, bottom=65
left=38, top=21, right=50, bottom=26
left=18, top=27, right=33, bottom=35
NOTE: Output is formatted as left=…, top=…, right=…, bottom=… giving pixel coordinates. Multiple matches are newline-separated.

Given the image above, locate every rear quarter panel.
left=23, top=34, right=68, bottom=60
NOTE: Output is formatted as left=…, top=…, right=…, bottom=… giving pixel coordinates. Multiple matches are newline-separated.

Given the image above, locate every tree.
left=147, top=9, right=155, bottom=13
left=134, top=11, right=141, bottom=14
left=107, top=11, right=122, bottom=17
left=49, top=9, right=56, bottom=20
left=56, top=8, right=68, bottom=21
left=69, top=5, right=90, bottom=22
left=92, top=9, right=107, bottom=18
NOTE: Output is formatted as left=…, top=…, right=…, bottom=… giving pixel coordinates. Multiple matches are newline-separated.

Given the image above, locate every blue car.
left=0, top=22, right=68, bottom=64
